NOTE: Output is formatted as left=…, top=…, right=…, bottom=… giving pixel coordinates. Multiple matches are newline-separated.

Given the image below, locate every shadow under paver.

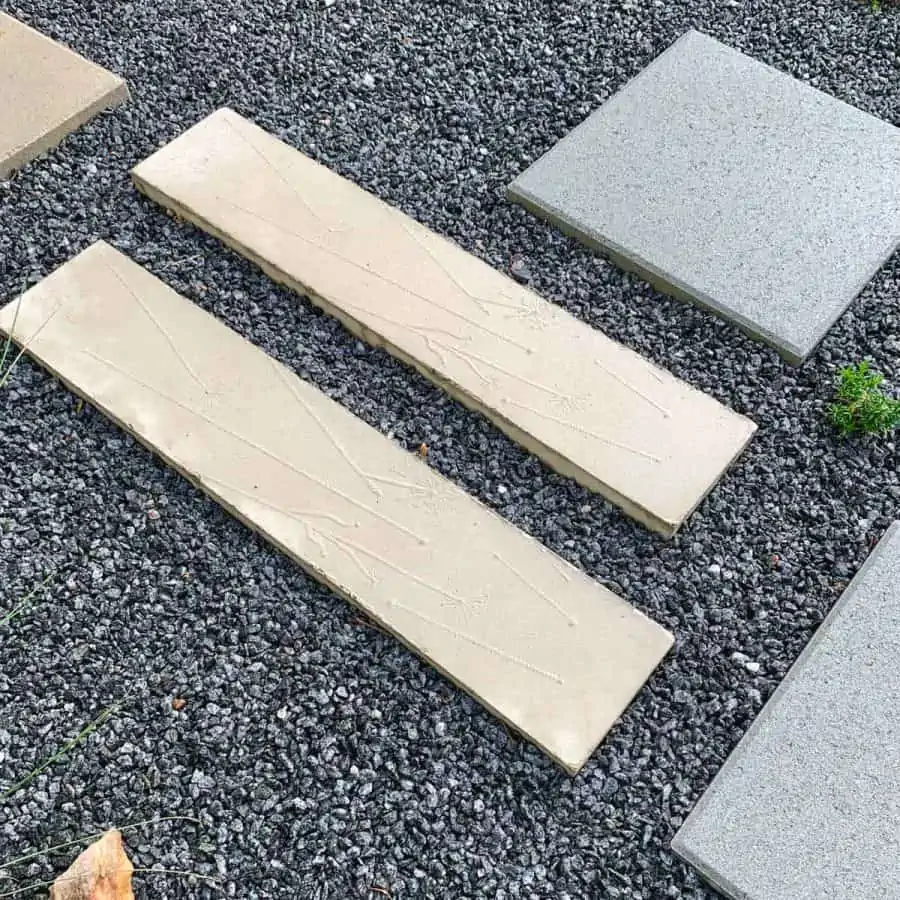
left=509, top=29, right=900, bottom=364
left=0, top=241, right=674, bottom=775
left=672, top=522, right=900, bottom=900
left=0, top=13, right=128, bottom=178
left=131, top=107, right=756, bottom=538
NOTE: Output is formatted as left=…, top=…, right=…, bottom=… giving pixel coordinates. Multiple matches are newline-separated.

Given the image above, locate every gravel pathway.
left=0, top=1, right=898, bottom=897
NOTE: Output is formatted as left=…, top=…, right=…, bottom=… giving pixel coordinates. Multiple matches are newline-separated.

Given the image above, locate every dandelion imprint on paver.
left=77, top=324, right=565, bottom=667
left=79, top=349, right=429, bottom=546
left=104, top=259, right=213, bottom=393
left=189, top=110, right=683, bottom=470
left=72, top=270, right=581, bottom=640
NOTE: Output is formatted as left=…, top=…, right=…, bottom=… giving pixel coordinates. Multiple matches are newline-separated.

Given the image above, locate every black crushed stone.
left=0, top=0, right=898, bottom=897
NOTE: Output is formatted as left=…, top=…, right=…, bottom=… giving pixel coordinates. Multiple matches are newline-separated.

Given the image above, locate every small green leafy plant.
left=828, top=361, right=900, bottom=436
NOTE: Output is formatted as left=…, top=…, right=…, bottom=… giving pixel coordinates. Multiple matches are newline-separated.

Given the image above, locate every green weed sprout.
left=828, top=361, right=900, bottom=437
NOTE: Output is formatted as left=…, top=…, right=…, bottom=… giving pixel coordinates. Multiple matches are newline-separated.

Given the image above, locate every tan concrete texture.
left=0, top=13, right=128, bottom=178
left=131, top=108, right=757, bottom=537
left=0, top=241, right=674, bottom=774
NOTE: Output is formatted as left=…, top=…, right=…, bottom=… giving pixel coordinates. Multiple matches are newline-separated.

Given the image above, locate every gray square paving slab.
left=672, top=521, right=900, bottom=900
left=508, top=29, right=900, bottom=364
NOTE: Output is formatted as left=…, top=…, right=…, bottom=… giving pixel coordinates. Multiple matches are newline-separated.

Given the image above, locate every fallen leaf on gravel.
left=171, top=697, right=187, bottom=711
left=50, top=830, right=134, bottom=900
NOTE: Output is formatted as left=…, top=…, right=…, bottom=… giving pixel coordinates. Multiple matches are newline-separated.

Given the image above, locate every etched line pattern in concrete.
left=672, top=522, right=900, bottom=900
left=0, top=13, right=128, bottom=178
left=0, top=241, right=674, bottom=774
left=509, top=29, right=900, bottom=364
left=131, top=107, right=757, bottom=537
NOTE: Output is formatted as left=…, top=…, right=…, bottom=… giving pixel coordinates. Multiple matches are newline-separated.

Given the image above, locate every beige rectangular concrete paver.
left=131, top=108, right=756, bottom=537
left=0, top=241, right=674, bottom=774
left=0, top=13, right=128, bottom=178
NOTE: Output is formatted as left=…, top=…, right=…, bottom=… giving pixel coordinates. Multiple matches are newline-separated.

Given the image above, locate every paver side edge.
left=507, top=180, right=809, bottom=365
left=669, top=839, right=753, bottom=900
left=0, top=12, right=129, bottom=179
left=0, top=80, right=129, bottom=179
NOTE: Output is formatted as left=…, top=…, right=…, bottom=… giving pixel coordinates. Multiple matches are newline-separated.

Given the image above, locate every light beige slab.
left=0, top=13, right=128, bottom=178
left=131, top=108, right=756, bottom=537
left=0, top=241, right=673, bottom=774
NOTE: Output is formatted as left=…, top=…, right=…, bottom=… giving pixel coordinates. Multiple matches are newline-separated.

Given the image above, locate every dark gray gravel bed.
left=0, top=1, right=898, bottom=897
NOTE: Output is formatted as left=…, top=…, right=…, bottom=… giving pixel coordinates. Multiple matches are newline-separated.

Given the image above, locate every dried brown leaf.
left=49, top=830, right=134, bottom=900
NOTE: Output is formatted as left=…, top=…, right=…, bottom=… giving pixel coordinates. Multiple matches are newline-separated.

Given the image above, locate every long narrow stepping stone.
left=0, top=14, right=128, bottom=178
left=131, top=108, right=756, bottom=537
left=672, top=522, right=900, bottom=899
left=508, top=30, right=900, bottom=364
left=0, top=241, right=674, bottom=774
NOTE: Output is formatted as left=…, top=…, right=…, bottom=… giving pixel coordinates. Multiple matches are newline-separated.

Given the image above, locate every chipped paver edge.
left=0, top=241, right=675, bottom=775
left=0, top=13, right=130, bottom=179
left=670, top=520, right=900, bottom=896
left=131, top=164, right=757, bottom=538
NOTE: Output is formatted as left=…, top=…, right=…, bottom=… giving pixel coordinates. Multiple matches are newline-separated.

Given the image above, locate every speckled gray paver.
left=508, top=29, right=900, bottom=364
left=672, top=522, right=900, bottom=900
